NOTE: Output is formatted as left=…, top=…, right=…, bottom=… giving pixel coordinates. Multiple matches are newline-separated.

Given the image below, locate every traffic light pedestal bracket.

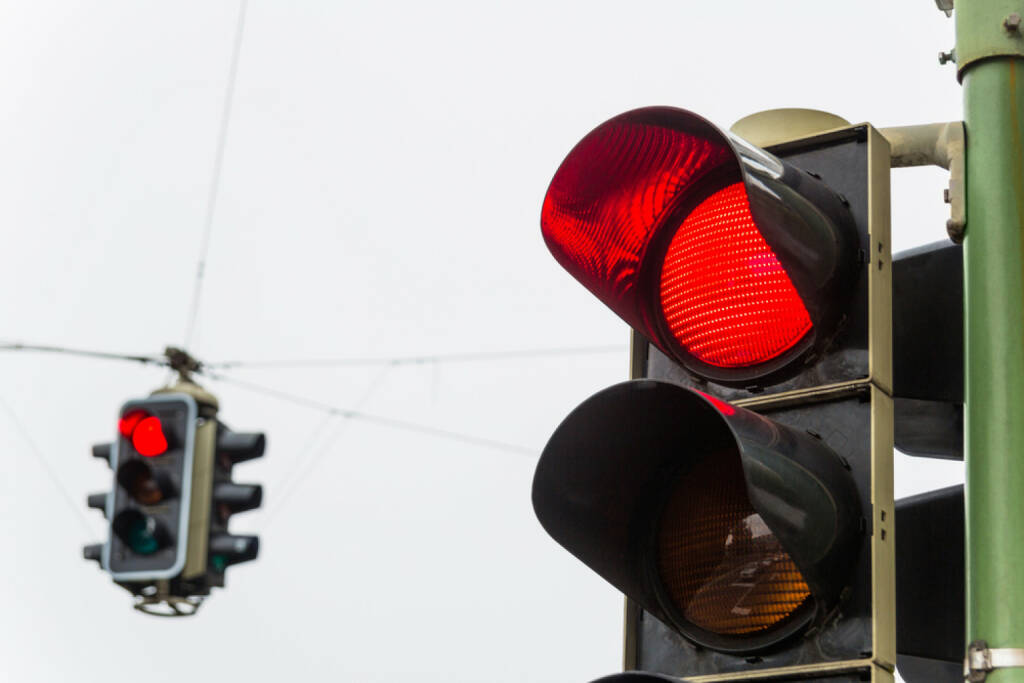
left=965, top=641, right=1024, bottom=683
left=878, top=122, right=965, bottom=243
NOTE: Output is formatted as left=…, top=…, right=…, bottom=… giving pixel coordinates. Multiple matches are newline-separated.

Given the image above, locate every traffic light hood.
left=532, top=380, right=864, bottom=652
left=541, top=107, right=859, bottom=384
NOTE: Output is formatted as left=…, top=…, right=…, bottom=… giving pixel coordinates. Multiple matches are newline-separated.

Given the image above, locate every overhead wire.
left=265, top=410, right=336, bottom=515
left=204, top=369, right=537, bottom=456
left=263, top=363, right=394, bottom=527
left=0, top=396, right=96, bottom=537
left=0, top=341, right=166, bottom=367
left=0, top=340, right=610, bottom=457
left=205, top=344, right=626, bottom=370
left=183, top=0, right=249, bottom=352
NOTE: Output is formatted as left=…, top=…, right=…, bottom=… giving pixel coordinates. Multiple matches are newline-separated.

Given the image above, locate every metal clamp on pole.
left=879, top=121, right=966, bottom=243
left=964, top=640, right=1024, bottom=682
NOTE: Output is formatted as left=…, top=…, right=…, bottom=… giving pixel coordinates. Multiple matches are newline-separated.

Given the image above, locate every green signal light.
left=211, top=554, right=227, bottom=572
left=127, top=517, right=160, bottom=555
left=113, top=510, right=164, bottom=556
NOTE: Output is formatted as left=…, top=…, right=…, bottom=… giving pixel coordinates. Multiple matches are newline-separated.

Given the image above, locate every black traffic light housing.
left=534, top=380, right=863, bottom=654
left=533, top=108, right=896, bottom=681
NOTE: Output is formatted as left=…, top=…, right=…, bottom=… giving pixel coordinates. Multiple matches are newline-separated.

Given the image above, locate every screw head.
left=938, top=50, right=954, bottom=65
left=1006, top=12, right=1021, bottom=31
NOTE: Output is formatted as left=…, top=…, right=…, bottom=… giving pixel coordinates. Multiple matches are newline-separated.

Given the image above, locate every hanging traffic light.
left=533, top=107, right=895, bottom=681
left=83, top=381, right=265, bottom=615
left=206, top=422, right=264, bottom=582
left=102, top=394, right=199, bottom=581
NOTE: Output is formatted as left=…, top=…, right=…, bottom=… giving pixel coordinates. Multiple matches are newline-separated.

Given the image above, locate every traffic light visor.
left=541, top=107, right=857, bottom=383
left=532, top=381, right=862, bottom=652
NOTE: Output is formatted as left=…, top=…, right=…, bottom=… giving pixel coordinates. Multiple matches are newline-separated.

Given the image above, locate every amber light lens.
left=116, top=460, right=165, bottom=505
left=659, top=182, right=812, bottom=368
left=657, top=451, right=811, bottom=637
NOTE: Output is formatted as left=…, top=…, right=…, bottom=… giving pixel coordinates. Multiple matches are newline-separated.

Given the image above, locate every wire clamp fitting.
left=964, top=640, right=1024, bottom=682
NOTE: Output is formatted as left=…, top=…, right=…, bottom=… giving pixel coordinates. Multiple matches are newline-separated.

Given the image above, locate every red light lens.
left=541, top=112, right=733, bottom=335
left=118, top=410, right=147, bottom=438
left=131, top=416, right=168, bottom=457
left=659, top=183, right=811, bottom=367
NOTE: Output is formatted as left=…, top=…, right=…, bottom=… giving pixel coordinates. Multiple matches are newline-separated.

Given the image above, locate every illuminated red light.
left=541, top=108, right=816, bottom=378
left=659, top=183, right=811, bottom=367
left=118, top=410, right=147, bottom=438
left=131, top=416, right=168, bottom=457
left=541, top=113, right=733, bottom=333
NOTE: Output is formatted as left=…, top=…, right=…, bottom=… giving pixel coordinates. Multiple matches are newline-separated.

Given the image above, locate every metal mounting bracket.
left=964, top=640, right=1024, bottom=682
left=164, top=345, right=203, bottom=381
left=879, top=121, right=966, bottom=243
left=133, top=581, right=205, bottom=617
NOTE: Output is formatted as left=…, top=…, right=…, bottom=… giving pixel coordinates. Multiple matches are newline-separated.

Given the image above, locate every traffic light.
left=99, top=393, right=199, bottom=581
left=533, top=107, right=895, bottom=681
left=891, top=240, right=965, bottom=683
left=206, top=422, right=264, bottom=583
left=84, top=381, right=264, bottom=615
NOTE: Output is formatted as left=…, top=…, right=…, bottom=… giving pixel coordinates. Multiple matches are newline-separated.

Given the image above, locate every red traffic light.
left=541, top=107, right=858, bottom=384
left=132, top=417, right=168, bottom=456
left=659, top=182, right=810, bottom=368
left=118, top=410, right=147, bottom=437
left=119, top=410, right=169, bottom=457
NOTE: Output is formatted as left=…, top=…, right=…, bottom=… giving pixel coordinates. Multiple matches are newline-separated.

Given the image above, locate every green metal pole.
left=959, top=1, right=1024, bottom=679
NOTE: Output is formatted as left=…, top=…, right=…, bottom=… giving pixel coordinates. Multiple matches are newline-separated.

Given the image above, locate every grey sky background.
left=1, top=3, right=964, bottom=682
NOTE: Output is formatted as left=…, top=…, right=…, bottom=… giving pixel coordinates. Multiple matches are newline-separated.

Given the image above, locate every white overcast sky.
left=1, top=3, right=965, bottom=682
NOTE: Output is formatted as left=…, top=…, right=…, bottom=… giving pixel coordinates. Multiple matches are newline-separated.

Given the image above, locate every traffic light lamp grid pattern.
left=659, top=182, right=812, bottom=368
left=657, top=450, right=810, bottom=636
left=541, top=119, right=732, bottom=318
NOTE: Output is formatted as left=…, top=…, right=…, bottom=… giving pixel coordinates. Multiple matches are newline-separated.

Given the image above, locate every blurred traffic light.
left=207, top=423, right=264, bottom=581
left=84, top=381, right=264, bottom=615
left=104, top=394, right=198, bottom=580
left=533, top=107, right=896, bottom=681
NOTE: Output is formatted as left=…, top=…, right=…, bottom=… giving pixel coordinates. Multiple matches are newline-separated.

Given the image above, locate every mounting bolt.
left=939, top=50, right=955, bottom=65
left=1006, top=12, right=1022, bottom=32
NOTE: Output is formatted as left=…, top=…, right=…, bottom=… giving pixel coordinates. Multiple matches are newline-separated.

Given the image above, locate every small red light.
left=131, top=417, right=168, bottom=457
left=659, top=183, right=811, bottom=367
left=118, top=410, right=147, bottom=438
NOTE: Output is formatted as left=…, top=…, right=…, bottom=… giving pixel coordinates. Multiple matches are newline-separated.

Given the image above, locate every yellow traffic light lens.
left=116, top=460, right=165, bottom=505
left=656, top=453, right=811, bottom=636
